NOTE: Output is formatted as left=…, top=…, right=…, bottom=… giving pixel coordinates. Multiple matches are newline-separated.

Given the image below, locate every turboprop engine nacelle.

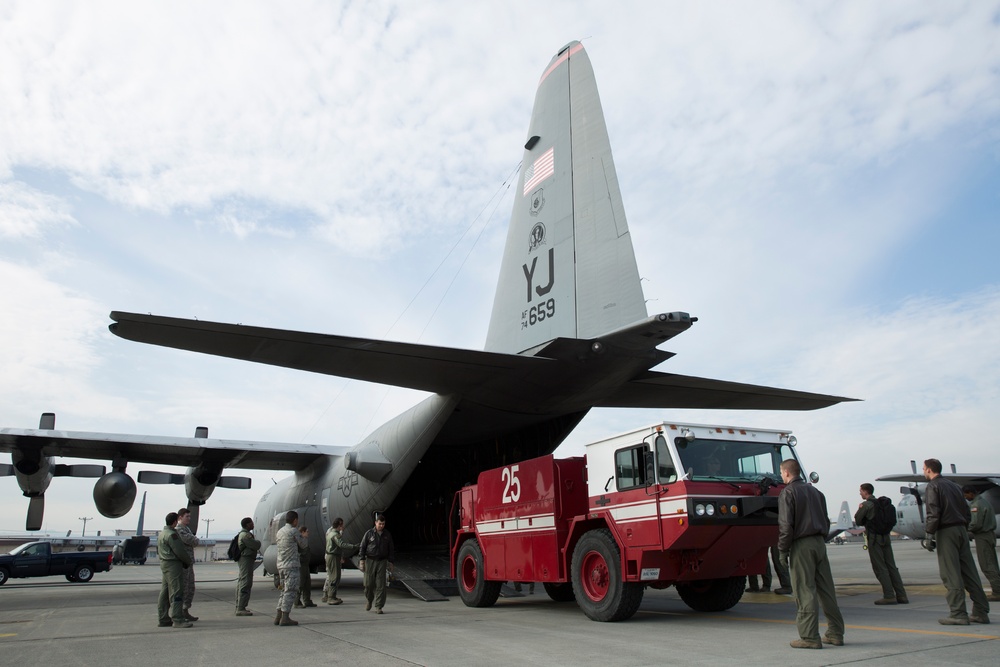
left=11, top=449, right=53, bottom=497
left=93, top=471, right=138, bottom=518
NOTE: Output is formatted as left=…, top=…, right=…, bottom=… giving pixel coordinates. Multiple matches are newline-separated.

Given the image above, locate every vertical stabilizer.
left=485, top=41, right=646, bottom=354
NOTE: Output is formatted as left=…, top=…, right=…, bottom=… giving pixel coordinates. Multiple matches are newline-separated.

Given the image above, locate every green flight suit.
left=324, top=527, right=357, bottom=602
left=157, top=525, right=193, bottom=625
left=855, top=498, right=907, bottom=601
left=236, top=528, right=261, bottom=611
left=968, top=493, right=1000, bottom=596
left=789, top=535, right=845, bottom=642
left=297, top=541, right=313, bottom=605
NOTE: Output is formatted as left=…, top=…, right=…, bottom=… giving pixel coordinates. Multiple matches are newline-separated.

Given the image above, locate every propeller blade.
left=53, top=464, right=107, bottom=478
left=186, top=503, right=200, bottom=536
left=217, top=476, right=253, bottom=490
left=27, top=495, right=44, bottom=531
left=137, top=471, right=185, bottom=485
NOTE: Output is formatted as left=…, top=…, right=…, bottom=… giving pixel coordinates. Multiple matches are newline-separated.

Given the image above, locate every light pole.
left=79, top=516, right=93, bottom=536
left=202, top=518, right=214, bottom=538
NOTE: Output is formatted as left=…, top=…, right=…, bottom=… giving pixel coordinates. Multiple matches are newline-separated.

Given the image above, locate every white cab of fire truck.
left=584, top=421, right=809, bottom=502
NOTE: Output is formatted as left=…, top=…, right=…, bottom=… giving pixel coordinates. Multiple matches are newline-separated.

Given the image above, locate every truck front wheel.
left=72, top=565, right=94, bottom=583
left=456, top=540, right=501, bottom=608
left=0, top=567, right=8, bottom=585
left=571, top=529, right=644, bottom=622
left=676, top=576, right=746, bottom=612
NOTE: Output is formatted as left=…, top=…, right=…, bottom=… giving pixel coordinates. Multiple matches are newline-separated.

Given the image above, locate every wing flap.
left=596, top=371, right=858, bottom=411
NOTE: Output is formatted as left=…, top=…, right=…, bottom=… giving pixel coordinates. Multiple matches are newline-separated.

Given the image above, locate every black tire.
left=0, top=567, right=8, bottom=585
left=66, top=574, right=77, bottom=582
left=571, top=528, right=644, bottom=622
left=676, top=576, right=746, bottom=612
left=456, top=540, right=501, bottom=608
left=543, top=582, right=575, bottom=602
left=73, top=564, right=95, bottom=583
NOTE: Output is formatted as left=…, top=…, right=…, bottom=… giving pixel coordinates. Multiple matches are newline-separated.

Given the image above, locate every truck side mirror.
left=644, top=451, right=655, bottom=487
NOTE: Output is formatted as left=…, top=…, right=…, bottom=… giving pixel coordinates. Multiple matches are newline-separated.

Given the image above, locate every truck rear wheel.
left=457, top=540, right=501, bottom=608
left=676, top=576, right=746, bottom=612
left=543, top=582, right=575, bottom=602
left=571, top=528, right=644, bottom=622
left=73, top=565, right=94, bottom=583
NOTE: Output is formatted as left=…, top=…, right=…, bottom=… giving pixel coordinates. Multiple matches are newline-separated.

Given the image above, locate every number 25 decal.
left=501, top=465, right=521, bottom=503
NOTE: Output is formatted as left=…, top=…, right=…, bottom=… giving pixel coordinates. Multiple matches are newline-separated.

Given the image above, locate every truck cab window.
left=615, top=445, right=647, bottom=490
left=655, top=435, right=677, bottom=483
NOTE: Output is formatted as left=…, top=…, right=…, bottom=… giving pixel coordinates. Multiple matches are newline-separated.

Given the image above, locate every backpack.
left=867, top=496, right=897, bottom=535
left=227, top=533, right=242, bottom=561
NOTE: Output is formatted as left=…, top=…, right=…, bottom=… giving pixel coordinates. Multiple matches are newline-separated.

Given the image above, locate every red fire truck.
left=450, top=421, right=808, bottom=621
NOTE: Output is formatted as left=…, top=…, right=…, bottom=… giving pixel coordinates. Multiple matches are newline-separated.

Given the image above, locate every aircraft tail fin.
left=835, top=500, right=853, bottom=530
left=485, top=41, right=647, bottom=354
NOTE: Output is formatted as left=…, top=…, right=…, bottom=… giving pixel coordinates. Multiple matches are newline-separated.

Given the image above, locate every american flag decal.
left=523, top=147, right=555, bottom=195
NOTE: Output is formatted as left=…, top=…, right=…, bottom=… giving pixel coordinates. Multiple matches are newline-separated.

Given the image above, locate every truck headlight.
left=705, top=503, right=715, bottom=516
left=695, top=504, right=706, bottom=516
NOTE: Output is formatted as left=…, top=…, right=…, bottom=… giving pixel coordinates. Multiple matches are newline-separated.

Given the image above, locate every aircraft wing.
left=109, top=311, right=549, bottom=394
left=877, top=473, right=1000, bottom=486
left=0, top=427, right=348, bottom=471
left=595, top=370, right=858, bottom=411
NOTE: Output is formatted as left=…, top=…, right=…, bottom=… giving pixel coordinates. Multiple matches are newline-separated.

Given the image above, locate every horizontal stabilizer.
left=110, top=311, right=547, bottom=395
left=597, top=371, right=857, bottom=411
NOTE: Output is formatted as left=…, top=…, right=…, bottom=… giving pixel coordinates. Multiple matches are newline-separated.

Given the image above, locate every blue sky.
left=1, top=1, right=999, bottom=537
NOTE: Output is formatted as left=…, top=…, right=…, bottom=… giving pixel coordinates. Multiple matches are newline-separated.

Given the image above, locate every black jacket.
left=359, top=527, right=395, bottom=563
left=778, top=479, right=830, bottom=553
left=925, top=475, right=970, bottom=534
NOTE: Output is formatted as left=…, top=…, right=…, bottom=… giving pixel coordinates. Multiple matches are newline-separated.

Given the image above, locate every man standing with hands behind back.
left=923, top=459, right=990, bottom=625
left=778, top=458, right=845, bottom=649
left=235, top=517, right=260, bottom=616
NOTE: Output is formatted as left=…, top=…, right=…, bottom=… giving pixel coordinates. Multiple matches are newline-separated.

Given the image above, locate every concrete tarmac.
left=1, top=540, right=997, bottom=666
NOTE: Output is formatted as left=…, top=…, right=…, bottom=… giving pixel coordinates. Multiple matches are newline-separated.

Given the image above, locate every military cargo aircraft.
left=0, top=41, right=854, bottom=585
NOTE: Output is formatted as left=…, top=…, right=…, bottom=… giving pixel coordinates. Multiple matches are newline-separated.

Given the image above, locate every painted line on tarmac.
left=646, top=611, right=999, bottom=640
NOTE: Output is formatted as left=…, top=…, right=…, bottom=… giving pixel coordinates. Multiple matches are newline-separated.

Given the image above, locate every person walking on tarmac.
left=963, top=485, right=1000, bottom=602
left=175, top=507, right=200, bottom=621
left=778, top=459, right=845, bottom=649
left=235, top=517, right=260, bottom=616
left=855, top=483, right=908, bottom=605
left=157, top=512, right=194, bottom=628
left=323, top=517, right=357, bottom=605
left=923, top=459, right=990, bottom=625
left=275, top=511, right=308, bottom=626
left=359, top=511, right=395, bottom=614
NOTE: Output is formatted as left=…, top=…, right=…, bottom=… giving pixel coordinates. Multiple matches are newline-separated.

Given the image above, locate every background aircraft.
left=0, top=42, right=853, bottom=582
left=878, top=462, right=1000, bottom=539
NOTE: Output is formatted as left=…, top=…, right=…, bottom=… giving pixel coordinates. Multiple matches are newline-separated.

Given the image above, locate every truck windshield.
left=673, top=437, right=796, bottom=482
